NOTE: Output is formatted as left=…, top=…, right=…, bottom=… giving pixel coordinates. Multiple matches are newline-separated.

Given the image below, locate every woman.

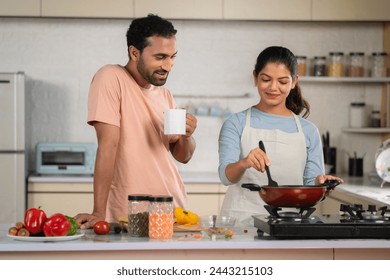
left=218, top=46, right=343, bottom=226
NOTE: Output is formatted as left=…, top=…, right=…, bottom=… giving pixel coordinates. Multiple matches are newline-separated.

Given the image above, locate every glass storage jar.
left=296, top=56, right=307, bottom=76
left=371, top=110, right=381, bottom=127
left=128, top=194, right=150, bottom=237
left=371, top=52, right=387, bottom=78
left=348, top=52, right=365, bottom=77
left=148, top=196, right=174, bottom=239
left=328, top=52, right=345, bottom=77
left=313, top=56, right=326, bottom=77
left=349, top=102, right=366, bottom=128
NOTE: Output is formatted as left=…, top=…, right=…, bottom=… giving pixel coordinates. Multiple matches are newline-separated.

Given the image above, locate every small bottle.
left=128, top=194, right=150, bottom=237
left=348, top=52, right=365, bottom=77
left=371, top=52, right=387, bottom=78
left=371, top=110, right=381, bottom=127
left=349, top=102, right=366, bottom=128
left=328, top=52, right=345, bottom=77
left=313, top=56, right=326, bottom=77
left=296, top=56, right=307, bottom=76
left=148, top=196, right=174, bottom=239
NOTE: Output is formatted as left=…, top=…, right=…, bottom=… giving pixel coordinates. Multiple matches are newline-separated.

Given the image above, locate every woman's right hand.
left=242, top=147, right=271, bottom=172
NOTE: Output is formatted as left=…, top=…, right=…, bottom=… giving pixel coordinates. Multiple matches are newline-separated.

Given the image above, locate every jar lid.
left=372, top=110, right=380, bottom=113
left=128, top=194, right=151, bottom=201
left=350, top=102, right=365, bottom=107
left=372, top=52, right=387, bottom=56
left=296, top=55, right=307, bottom=59
left=349, top=52, right=364, bottom=56
left=314, top=56, right=326, bottom=59
left=329, top=52, right=344, bottom=56
left=149, top=195, right=173, bottom=202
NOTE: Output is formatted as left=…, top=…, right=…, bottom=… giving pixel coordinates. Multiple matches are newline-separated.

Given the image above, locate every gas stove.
left=253, top=204, right=390, bottom=239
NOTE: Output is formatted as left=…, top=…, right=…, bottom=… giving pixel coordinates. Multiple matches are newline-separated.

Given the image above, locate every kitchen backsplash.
left=0, top=18, right=384, bottom=175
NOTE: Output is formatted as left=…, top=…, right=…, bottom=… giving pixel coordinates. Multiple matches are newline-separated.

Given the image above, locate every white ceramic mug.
left=164, top=109, right=186, bottom=135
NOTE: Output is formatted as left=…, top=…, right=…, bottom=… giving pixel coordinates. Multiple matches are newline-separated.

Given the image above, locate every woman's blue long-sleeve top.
left=218, top=107, right=325, bottom=186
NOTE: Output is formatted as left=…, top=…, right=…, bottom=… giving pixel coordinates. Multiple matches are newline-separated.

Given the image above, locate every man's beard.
left=137, top=58, right=169, bottom=86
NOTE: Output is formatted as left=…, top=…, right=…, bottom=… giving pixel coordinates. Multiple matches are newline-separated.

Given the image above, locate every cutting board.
left=173, top=223, right=202, bottom=232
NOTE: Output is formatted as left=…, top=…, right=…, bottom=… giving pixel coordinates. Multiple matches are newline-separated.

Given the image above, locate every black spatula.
left=259, top=140, right=278, bottom=187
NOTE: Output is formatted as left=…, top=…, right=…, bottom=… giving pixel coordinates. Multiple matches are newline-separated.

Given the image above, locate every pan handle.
left=241, top=183, right=261, bottom=191
left=322, top=179, right=341, bottom=191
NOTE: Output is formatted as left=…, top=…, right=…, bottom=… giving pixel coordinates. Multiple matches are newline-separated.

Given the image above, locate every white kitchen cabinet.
left=312, top=0, right=390, bottom=21
left=223, top=0, right=311, bottom=21
left=185, top=183, right=226, bottom=216
left=0, top=0, right=40, bottom=17
left=134, top=0, right=223, bottom=20
left=27, top=181, right=226, bottom=218
left=27, top=182, right=94, bottom=217
left=41, top=0, right=134, bottom=18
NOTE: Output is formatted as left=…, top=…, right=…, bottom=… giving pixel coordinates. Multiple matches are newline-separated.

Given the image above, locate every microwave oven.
left=35, top=142, right=97, bottom=175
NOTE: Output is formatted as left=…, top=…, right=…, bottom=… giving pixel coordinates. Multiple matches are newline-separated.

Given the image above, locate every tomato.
left=93, top=221, right=110, bottom=235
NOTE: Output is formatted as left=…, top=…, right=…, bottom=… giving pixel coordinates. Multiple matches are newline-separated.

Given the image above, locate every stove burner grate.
left=264, top=205, right=316, bottom=220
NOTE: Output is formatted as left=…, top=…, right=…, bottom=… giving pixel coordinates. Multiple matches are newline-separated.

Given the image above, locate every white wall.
left=0, top=18, right=384, bottom=175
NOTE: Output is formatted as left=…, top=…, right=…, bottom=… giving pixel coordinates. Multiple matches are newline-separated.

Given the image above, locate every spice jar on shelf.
left=371, top=52, right=387, bottom=78
left=313, top=56, right=326, bottom=77
left=128, top=194, right=150, bottom=237
left=349, top=102, right=366, bottom=128
left=296, top=56, right=307, bottom=76
left=328, top=52, right=345, bottom=77
left=148, top=196, right=174, bottom=239
left=348, top=52, right=365, bottom=77
left=371, top=109, right=381, bottom=127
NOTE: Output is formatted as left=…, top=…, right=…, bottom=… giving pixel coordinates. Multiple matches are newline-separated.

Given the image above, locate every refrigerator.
left=0, top=72, right=26, bottom=224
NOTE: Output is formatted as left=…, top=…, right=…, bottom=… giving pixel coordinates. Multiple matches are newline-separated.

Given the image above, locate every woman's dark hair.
left=126, top=14, right=177, bottom=57
left=254, top=46, right=310, bottom=118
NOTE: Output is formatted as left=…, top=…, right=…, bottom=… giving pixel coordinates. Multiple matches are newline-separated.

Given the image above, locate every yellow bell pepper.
left=174, top=207, right=199, bottom=225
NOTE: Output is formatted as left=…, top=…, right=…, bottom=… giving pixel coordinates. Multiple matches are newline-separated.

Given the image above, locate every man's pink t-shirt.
left=88, top=64, right=186, bottom=221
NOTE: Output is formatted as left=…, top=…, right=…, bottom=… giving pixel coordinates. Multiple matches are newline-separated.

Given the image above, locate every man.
left=75, top=14, right=197, bottom=229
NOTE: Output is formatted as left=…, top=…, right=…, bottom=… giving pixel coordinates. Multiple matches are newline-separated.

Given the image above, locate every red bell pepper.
left=43, top=213, right=71, bottom=237
left=24, top=207, right=47, bottom=235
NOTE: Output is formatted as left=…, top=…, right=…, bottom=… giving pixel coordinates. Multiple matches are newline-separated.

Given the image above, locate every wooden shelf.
left=299, top=77, right=390, bottom=83
left=342, top=127, right=390, bottom=133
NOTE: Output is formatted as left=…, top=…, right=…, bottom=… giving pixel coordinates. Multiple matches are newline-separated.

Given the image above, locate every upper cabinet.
left=0, top=0, right=40, bottom=17
left=41, top=0, right=134, bottom=18
left=1, top=0, right=390, bottom=21
left=312, top=0, right=390, bottom=21
left=134, top=0, right=223, bottom=20
left=223, top=0, right=311, bottom=21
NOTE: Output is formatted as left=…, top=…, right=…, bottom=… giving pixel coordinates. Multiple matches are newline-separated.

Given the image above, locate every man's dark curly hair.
left=126, top=14, right=177, bottom=57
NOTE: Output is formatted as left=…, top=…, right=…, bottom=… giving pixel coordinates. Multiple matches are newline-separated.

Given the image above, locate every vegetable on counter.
left=174, top=207, right=199, bottom=226
left=66, top=216, right=78, bottom=236
left=93, top=221, right=110, bottom=235
left=24, top=207, right=47, bottom=235
left=43, top=213, right=71, bottom=237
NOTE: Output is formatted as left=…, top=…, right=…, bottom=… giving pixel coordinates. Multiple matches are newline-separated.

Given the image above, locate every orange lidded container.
left=148, top=196, right=174, bottom=239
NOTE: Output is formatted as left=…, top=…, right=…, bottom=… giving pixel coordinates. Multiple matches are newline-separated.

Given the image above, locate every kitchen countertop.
left=6, top=174, right=390, bottom=260
left=1, top=224, right=390, bottom=260
left=335, top=175, right=390, bottom=206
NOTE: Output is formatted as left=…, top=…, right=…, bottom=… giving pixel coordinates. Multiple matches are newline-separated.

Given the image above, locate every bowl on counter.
left=200, top=215, right=236, bottom=239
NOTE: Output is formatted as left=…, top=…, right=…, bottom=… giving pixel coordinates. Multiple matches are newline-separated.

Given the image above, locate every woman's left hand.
left=315, top=174, right=344, bottom=185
